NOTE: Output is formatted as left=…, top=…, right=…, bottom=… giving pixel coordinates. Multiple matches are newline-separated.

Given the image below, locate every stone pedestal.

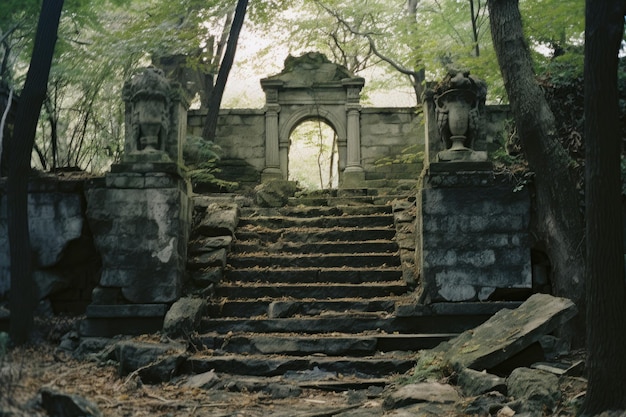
left=82, top=166, right=192, bottom=336
left=417, top=162, right=532, bottom=303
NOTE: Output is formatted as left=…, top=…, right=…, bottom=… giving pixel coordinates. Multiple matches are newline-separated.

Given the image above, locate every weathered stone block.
left=196, top=203, right=239, bottom=236
left=106, top=173, right=145, bottom=188
left=1, top=184, right=88, bottom=297
left=419, top=179, right=531, bottom=302
left=163, top=297, right=207, bottom=338
left=86, top=179, right=191, bottom=305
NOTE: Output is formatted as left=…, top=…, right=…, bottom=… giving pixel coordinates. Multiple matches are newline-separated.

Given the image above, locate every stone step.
left=215, top=282, right=408, bottom=300
left=196, top=333, right=456, bottom=355
left=199, top=314, right=492, bottom=335
left=237, top=214, right=393, bottom=229
left=206, top=297, right=401, bottom=318
left=231, top=240, right=398, bottom=255
left=224, top=268, right=402, bottom=285
left=227, top=253, right=401, bottom=269
left=235, top=227, right=396, bottom=243
left=181, top=353, right=416, bottom=378
left=287, top=195, right=408, bottom=207
left=240, top=204, right=392, bottom=218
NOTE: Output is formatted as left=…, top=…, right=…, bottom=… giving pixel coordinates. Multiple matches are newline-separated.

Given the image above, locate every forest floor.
left=0, top=320, right=592, bottom=417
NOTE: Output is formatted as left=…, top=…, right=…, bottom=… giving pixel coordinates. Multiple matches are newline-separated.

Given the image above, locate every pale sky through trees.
left=221, top=24, right=417, bottom=109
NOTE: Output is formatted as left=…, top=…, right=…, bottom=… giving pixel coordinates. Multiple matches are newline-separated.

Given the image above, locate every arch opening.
left=288, top=119, right=339, bottom=190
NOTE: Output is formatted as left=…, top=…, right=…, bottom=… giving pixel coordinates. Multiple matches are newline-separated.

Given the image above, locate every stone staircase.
left=181, top=189, right=523, bottom=392
left=182, top=191, right=451, bottom=386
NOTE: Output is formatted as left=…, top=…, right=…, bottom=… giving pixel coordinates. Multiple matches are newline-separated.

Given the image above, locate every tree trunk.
left=7, top=0, right=63, bottom=345
left=580, top=0, right=626, bottom=414
left=202, top=0, right=248, bottom=142
left=487, top=0, right=586, bottom=337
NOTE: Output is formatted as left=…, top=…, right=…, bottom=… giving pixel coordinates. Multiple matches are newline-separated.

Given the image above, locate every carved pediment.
left=262, top=52, right=358, bottom=87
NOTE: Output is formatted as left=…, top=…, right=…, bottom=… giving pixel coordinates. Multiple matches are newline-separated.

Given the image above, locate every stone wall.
left=360, top=107, right=424, bottom=184
left=188, top=109, right=265, bottom=190
left=187, top=107, right=424, bottom=189
left=0, top=178, right=100, bottom=313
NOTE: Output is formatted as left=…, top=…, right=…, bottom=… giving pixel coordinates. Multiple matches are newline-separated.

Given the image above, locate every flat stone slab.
left=183, top=354, right=414, bottom=378
left=383, top=382, right=461, bottom=409
left=435, top=293, right=577, bottom=371
left=223, top=334, right=378, bottom=355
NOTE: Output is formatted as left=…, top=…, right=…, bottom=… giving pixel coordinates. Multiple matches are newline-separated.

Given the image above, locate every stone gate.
left=187, top=52, right=424, bottom=191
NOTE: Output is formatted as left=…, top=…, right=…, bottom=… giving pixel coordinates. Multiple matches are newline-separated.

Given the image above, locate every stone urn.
left=137, top=99, right=166, bottom=152
left=435, top=88, right=477, bottom=153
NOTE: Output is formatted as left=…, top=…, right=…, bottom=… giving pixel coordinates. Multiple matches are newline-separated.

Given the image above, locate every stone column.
left=341, top=78, right=365, bottom=188
left=261, top=80, right=284, bottom=182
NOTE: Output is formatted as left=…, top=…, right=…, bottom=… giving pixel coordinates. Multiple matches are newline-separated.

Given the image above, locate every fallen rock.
left=188, top=248, right=227, bottom=269
left=183, top=370, right=220, bottom=389
left=457, top=367, right=507, bottom=396
left=188, top=236, right=233, bottom=253
left=497, top=405, right=516, bottom=417
left=196, top=203, right=239, bottom=237
left=383, top=382, right=461, bottom=410
left=464, top=391, right=508, bottom=416
left=40, top=387, right=102, bottom=417
left=116, top=341, right=187, bottom=384
left=506, top=367, right=560, bottom=414
left=163, top=297, right=207, bottom=338
left=221, top=376, right=302, bottom=399
left=437, top=293, right=577, bottom=372
left=254, top=180, right=298, bottom=207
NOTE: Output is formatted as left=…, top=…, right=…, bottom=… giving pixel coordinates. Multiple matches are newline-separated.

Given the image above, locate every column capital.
left=265, top=103, right=281, bottom=114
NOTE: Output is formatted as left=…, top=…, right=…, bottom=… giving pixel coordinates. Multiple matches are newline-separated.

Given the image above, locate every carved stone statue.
left=122, top=67, right=175, bottom=163
left=432, top=70, right=487, bottom=162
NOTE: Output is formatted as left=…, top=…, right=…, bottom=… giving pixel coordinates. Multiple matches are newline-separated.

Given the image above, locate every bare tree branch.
left=315, top=1, right=424, bottom=100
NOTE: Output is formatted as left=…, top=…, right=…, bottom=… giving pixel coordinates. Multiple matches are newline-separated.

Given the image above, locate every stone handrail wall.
left=0, top=178, right=101, bottom=313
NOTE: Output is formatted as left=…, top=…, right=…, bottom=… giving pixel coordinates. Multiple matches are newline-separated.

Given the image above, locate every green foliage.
left=520, top=0, right=585, bottom=49
left=398, top=350, right=451, bottom=384
left=183, top=135, right=238, bottom=192
left=375, top=144, right=424, bottom=166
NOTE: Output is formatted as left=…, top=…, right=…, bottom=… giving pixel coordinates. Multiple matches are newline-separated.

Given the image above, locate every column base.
left=341, top=168, right=366, bottom=189
left=261, top=167, right=284, bottom=183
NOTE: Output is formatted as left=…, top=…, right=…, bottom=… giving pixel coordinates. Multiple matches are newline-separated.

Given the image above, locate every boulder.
left=40, top=387, right=102, bottom=417
left=163, top=297, right=207, bottom=338
left=506, top=367, right=560, bottom=414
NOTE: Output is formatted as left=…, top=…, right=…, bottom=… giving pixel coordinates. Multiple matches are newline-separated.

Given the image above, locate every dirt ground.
left=1, top=342, right=372, bottom=417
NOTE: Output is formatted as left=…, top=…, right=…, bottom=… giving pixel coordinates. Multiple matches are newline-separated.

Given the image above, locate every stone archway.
left=260, top=52, right=365, bottom=188
left=288, top=117, right=339, bottom=189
